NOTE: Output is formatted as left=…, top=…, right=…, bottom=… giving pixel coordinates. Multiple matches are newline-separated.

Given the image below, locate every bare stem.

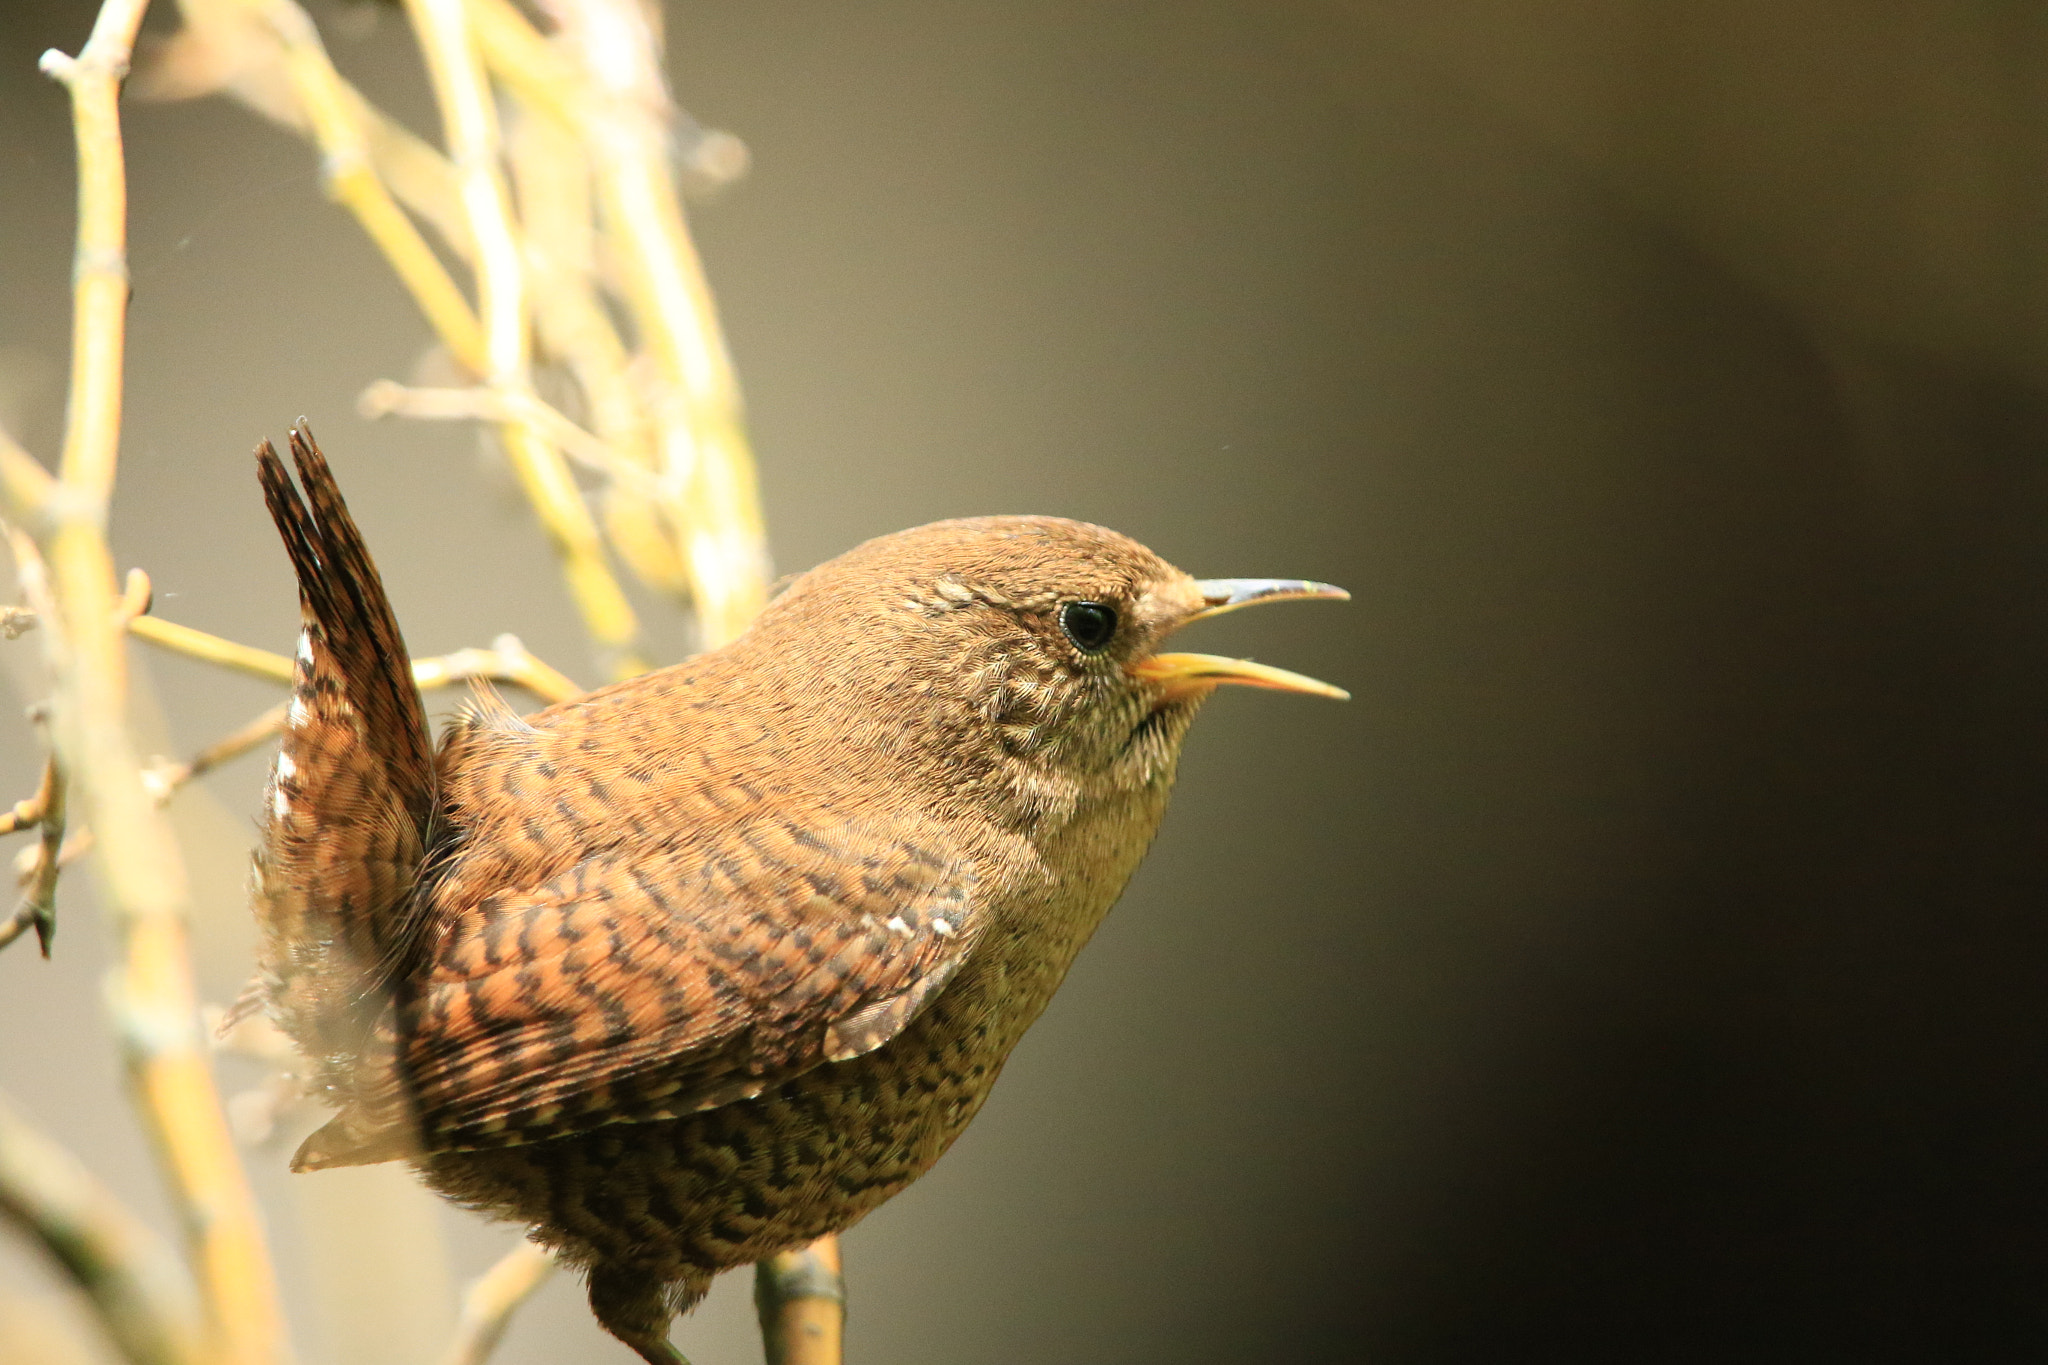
left=142, top=703, right=290, bottom=804
left=439, top=1243, right=557, bottom=1365
left=0, top=1091, right=206, bottom=1365
left=547, top=0, right=770, bottom=648
left=129, top=609, right=583, bottom=704
left=358, top=379, right=655, bottom=492
left=129, top=614, right=295, bottom=684
left=36, top=5, right=290, bottom=1359
left=0, top=750, right=59, bottom=838
left=406, top=0, right=643, bottom=675
left=754, top=1239, right=846, bottom=1365
left=7, top=753, right=68, bottom=956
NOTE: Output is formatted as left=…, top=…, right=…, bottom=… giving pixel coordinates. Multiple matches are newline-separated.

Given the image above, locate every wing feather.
left=300, top=817, right=976, bottom=1163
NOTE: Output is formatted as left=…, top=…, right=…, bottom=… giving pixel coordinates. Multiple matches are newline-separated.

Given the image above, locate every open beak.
left=1128, top=578, right=1350, bottom=701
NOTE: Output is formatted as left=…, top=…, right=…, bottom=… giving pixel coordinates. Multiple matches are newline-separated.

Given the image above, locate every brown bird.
left=246, top=424, right=1346, bottom=1362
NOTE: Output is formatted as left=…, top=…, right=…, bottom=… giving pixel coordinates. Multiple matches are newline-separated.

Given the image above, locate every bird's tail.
left=248, top=424, right=437, bottom=1090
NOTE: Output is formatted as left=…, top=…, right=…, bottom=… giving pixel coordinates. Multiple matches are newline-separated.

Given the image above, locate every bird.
left=245, top=423, right=1346, bottom=1362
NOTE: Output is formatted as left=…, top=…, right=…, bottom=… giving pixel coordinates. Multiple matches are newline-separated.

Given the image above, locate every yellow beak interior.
left=1127, top=578, right=1350, bottom=700
left=1130, top=652, right=1350, bottom=700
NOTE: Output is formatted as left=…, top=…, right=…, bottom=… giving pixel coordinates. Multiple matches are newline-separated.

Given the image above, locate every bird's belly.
left=417, top=978, right=1026, bottom=1278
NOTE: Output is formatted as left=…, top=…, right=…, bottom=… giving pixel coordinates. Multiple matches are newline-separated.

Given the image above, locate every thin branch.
left=150, top=0, right=482, bottom=360
left=37, top=5, right=291, bottom=1359
left=504, top=93, right=687, bottom=602
left=128, top=610, right=583, bottom=704
left=358, top=379, right=657, bottom=493
left=129, top=615, right=293, bottom=684
left=406, top=0, right=643, bottom=676
left=543, top=0, right=769, bottom=649
left=754, top=1239, right=846, bottom=1365
left=141, top=702, right=290, bottom=804
left=411, top=632, right=584, bottom=704
left=440, top=1243, right=557, bottom=1365
left=12, top=755, right=66, bottom=956
left=0, top=1091, right=205, bottom=1365
left=0, top=423, right=60, bottom=520
left=0, top=750, right=59, bottom=838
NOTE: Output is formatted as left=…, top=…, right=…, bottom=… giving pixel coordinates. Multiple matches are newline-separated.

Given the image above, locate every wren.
left=246, top=425, right=1346, bottom=1362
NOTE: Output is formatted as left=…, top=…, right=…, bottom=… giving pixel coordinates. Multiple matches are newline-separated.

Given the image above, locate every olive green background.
left=6, top=1, right=2048, bottom=1361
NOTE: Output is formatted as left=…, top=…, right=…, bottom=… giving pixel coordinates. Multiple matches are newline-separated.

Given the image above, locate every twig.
left=36, top=5, right=290, bottom=1360
left=141, top=702, right=290, bottom=804
left=411, top=632, right=584, bottom=704
left=439, top=1243, right=557, bottom=1365
left=496, top=32, right=683, bottom=603
left=0, top=1091, right=205, bottom=1365
left=151, top=0, right=481, bottom=353
left=0, top=751, right=59, bottom=838
left=754, top=1239, right=846, bottom=1365
left=405, top=0, right=643, bottom=676
left=358, top=379, right=657, bottom=493
left=3, top=755, right=67, bottom=956
left=0, top=423, right=60, bottom=517
left=128, top=610, right=583, bottom=704
left=160, top=1, right=657, bottom=676
left=202, top=0, right=488, bottom=370
left=544, top=0, right=769, bottom=649
left=129, top=614, right=294, bottom=684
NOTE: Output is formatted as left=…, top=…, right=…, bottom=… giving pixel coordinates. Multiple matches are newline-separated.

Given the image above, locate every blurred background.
left=6, top=0, right=2048, bottom=1360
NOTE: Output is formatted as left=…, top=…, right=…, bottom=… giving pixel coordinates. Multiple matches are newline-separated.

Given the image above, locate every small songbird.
left=247, top=424, right=1345, bottom=1362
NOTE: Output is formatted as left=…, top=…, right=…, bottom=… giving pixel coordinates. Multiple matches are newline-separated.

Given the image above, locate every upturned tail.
left=249, top=424, right=436, bottom=1095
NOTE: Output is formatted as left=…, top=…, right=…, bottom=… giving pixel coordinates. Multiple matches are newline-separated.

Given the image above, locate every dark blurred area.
left=6, top=0, right=2048, bottom=1361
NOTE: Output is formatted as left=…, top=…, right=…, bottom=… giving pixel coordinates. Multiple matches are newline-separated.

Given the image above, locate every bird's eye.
left=1059, top=600, right=1119, bottom=653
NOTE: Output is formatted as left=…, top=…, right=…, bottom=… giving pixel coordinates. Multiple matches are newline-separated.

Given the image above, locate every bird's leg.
left=588, top=1263, right=700, bottom=1365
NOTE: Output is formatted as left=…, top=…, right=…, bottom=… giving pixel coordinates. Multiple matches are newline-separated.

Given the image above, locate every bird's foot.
left=588, top=1261, right=703, bottom=1364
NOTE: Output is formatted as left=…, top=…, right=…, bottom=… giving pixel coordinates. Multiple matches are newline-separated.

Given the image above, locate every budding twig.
left=0, top=753, right=58, bottom=839
left=0, top=754, right=66, bottom=956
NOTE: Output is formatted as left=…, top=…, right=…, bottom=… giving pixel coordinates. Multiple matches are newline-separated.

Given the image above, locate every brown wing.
left=301, top=816, right=977, bottom=1164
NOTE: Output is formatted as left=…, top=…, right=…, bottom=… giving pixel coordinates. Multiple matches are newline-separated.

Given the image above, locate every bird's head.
left=751, top=516, right=1345, bottom=806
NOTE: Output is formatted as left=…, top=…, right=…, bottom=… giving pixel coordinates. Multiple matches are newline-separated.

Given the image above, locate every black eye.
left=1059, top=600, right=1119, bottom=653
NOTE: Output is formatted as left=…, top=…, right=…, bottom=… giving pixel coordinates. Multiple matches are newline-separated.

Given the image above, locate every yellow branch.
left=129, top=614, right=295, bottom=683
left=439, top=1243, right=557, bottom=1365
left=0, top=424, right=60, bottom=516
left=129, top=610, right=584, bottom=705
left=754, top=1238, right=846, bottom=1365
left=405, top=0, right=643, bottom=677
left=501, top=63, right=686, bottom=600
left=546, top=0, right=769, bottom=648
left=0, top=1091, right=205, bottom=1365
left=142, top=702, right=289, bottom=804
left=230, top=0, right=487, bottom=371
left=358, top=379, right=653, bottom=492
left=37, top=4, right=289, bottom=1360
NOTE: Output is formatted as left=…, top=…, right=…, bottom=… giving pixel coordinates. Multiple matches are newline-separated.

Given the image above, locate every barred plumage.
left=244, top=424, right=1343, bottom=1361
